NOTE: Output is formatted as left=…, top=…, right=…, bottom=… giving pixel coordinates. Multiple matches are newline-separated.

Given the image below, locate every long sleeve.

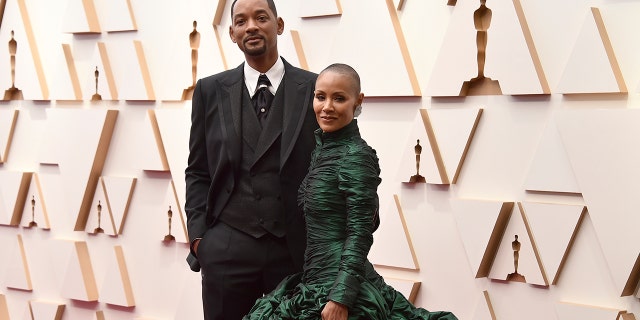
left=327, top=146, right=381, bottom=307
left=184, top=79, right=211, bottom=256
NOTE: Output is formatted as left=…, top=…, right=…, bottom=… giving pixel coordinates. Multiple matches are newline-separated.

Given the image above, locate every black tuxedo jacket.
left=185, top=58, right=318, bottom=272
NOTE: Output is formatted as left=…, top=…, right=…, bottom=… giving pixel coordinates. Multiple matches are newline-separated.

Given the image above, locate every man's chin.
left=243, top=47, right=267, bottom=57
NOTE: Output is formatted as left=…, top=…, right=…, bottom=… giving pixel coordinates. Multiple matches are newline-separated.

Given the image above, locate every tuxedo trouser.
left=197, top=221, right=296, bottom=320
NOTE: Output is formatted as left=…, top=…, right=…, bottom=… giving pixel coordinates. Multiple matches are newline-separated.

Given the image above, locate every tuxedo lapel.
left=280, top=62, right=315, bottom=170
left=218, top=65, right=244, bottom=166
left=241, top=89, right=261, bottom=152
left=252, top=86, right=284, bottom=165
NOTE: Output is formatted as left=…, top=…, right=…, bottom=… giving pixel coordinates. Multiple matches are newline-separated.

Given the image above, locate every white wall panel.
left=2, top=0, right=640, bottom=319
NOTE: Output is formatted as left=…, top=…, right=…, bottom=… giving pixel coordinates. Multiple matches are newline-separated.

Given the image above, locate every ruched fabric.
left=244, top=120, right=458, bottom=320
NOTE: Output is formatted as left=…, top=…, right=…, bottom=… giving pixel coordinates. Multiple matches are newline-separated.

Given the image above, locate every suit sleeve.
left=184, top=79, right=211, bottom=270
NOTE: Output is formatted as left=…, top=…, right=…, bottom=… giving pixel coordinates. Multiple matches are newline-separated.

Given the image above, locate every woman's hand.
left=321, top=300, right=348, bottom=320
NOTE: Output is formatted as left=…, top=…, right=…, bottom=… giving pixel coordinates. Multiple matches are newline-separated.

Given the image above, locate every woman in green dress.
left=244, top=63, right=458, bottom=320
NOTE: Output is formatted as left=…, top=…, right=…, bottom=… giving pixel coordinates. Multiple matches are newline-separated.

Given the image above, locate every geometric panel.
left=0, top=0, right=48, bottom=100
left=370, top=194, right=419, bottom=270
left=62, top=0, right=101, bottom=33
left=290, top=30, right=309, bottom=71
left=20, top=173, right=49, bottom=230
left=556, top=8, right=626, bottom=94
left=160, top=180, right=188, bottom=244
left=99, top=246, right=134, bottom=307
left=297, top=0, right=341, bottom=18
left=157, top=20, right=201, bottom=102
left=139, top=110, right=169, bottom=172
left=86, top=181, right=108, bottom=235
left=62, top=43, right=83, bottom=101
left=159, top=0, right=226, bottom=101
left=36, top=108, right=118, bottom=232
left=59, top=240, right=98, bottom=302
left=109, top=40, right=155, bottom=101
left=556, top=109, right=640, bottom=296
left=28, top=300, right=65, bottom=320
left=86, top=176, right=136, bottom=236
left=397, top=109, right=434, bottom=184
left=324, top=0, right=420, bottom=97
left=154, top=107, right=191, bottom=210
left=49, top=43, right=82, bottom=101
left=512, top=0, right=550, bottom=95
left=489, top=203, right=547, bottom=286
left=426, top=0, right=546, bottom=96
left=471, top=290, right=496, bottom=320
left=101, top=176, right=136, bottom=235
left=523, top=118, right=581, bottom=194
left=521, top=202, right=586, bottom=285
left=420, top=108, right=483, bottom=185
left=81, top=42, right=118, bottom=101
left=4, top=234, right=32, bottom=291
left=103, top=0, right=137, bottom=32
left=451, top=198, right=514, bottom=278
left=0, top=171, right=30, bottom=226
left=173, top=272, right=205, bottom=320
left=620, top=313, right=636, bottom=320
left=0, top=109, right=18, bottom=163
left=382, top=277, right=420, bottom=304
left=555, top=301, right=623, bottom=320
left=0, top=294, right=8, bottom=320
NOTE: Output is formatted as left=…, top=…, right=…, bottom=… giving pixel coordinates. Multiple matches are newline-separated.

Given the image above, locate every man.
left=184, top=0, right=318, bottom=319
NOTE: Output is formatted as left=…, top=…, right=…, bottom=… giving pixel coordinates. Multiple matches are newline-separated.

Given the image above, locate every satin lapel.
left=218, top=68, right=244, bottom=165
left=241, top=89, right=260, bottom=152
left=280, top=68, right=314, bottom=170
left=252, top=88, right=283, bottom=166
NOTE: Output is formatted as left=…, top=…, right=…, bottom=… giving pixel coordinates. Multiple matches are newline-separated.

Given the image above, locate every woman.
left=244, top=64, right=458, bottom=320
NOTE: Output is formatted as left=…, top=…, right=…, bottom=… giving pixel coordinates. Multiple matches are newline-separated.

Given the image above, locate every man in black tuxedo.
left=184, top=0, right=318, bottom=319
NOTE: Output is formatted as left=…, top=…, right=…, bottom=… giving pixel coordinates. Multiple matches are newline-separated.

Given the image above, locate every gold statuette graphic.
left=164, top=206, right=175, bottom=242
left=4, top=30, right=23, bottom=100
left=409, top=139, right=426, bottom=183
left=506, top=234, right=526, bottom=282
left=182, top=20, right=200, bottom=100
left=93, top=200, right=104, bottom=234
left=459, top=0, right=502, bottom=96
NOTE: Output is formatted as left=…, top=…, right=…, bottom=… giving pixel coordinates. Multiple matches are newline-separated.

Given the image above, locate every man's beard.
left=242, top=38, right=267, bottom=56
left=244, top=46, right=267, bottom=56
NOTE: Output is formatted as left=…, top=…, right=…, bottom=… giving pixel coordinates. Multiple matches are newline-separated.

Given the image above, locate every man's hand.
left=193, top=239, right=201, bottom=257
left=321, top=300, right=348, bottom=320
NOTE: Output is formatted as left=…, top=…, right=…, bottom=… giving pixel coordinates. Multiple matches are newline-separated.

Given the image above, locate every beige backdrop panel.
left=1, top=0, right=640, bottom=319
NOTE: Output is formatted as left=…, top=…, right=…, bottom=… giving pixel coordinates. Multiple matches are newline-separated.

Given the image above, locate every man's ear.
left=277, top=17, right=284, bottom=35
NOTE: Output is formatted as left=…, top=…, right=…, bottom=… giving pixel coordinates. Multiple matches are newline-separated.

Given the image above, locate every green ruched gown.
left=244, top=120, right=458, bottom=320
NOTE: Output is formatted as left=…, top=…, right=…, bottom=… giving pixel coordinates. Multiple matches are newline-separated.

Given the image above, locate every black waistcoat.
left=218, top=85, right=286, bottom=238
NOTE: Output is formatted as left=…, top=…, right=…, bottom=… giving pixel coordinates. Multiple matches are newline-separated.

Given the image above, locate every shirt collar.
left=244, top=57, right=285, bottom=97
